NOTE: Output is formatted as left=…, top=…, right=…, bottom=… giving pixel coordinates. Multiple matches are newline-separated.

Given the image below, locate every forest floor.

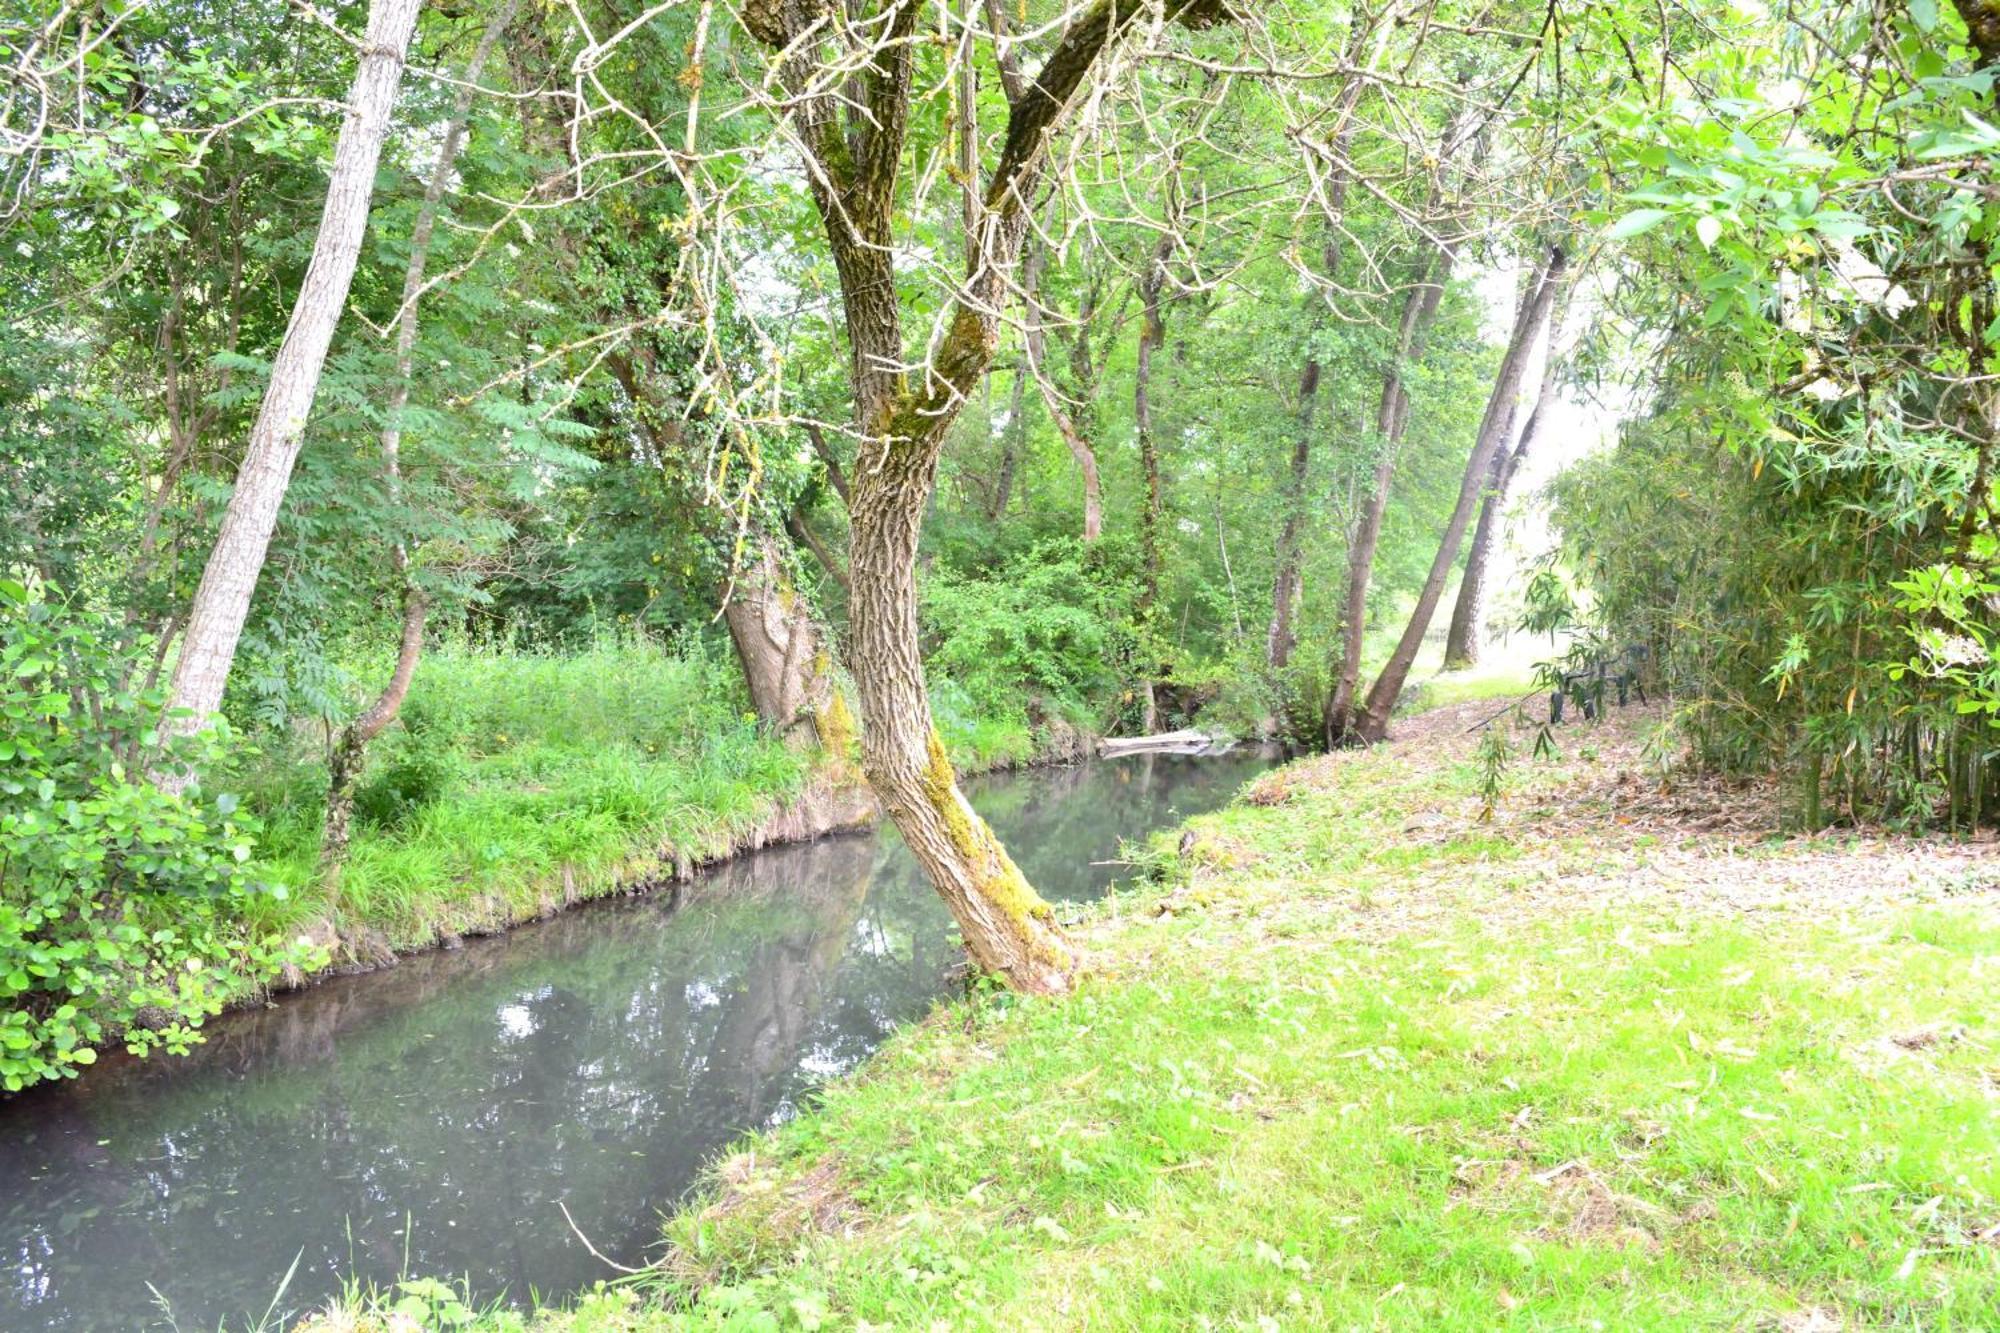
left=308, top=691, right=2000, bottom=1332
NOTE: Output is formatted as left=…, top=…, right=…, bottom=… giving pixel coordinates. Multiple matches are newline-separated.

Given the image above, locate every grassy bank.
left=310, top=696, right=1999, bottom=1330
left=239, top=635, right=1056, bottom=957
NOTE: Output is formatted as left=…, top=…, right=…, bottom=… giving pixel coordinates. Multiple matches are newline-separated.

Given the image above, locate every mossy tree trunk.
left=745, top=0, right=1237, bottom=992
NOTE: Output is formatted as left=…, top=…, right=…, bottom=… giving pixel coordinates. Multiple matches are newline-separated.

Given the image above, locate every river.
left=0, top=750, right=1270, bottom=1330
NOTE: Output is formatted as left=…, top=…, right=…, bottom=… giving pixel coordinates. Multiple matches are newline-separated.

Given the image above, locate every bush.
left=0, top=583, right=312, bottom=1091
left=922, top=541, right=1134, bottom=723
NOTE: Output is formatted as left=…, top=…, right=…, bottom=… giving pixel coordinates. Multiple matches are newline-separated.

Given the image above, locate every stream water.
left=0, top=750, right=1271, bottom=1331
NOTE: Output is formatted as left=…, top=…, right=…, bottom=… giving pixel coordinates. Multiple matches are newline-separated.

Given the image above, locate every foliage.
left=1473, top=715, right=1513, bottom=821
left=0, top=583, right=311, bottom=1091
left=1551, top=2, right=2000, bottom=829
left=243, top=632, right=816, bottom=943
left=922, top=541, right=1137, bottom=726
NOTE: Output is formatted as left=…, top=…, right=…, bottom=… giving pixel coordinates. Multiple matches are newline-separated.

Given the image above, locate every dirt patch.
left=1248, top=702, right=2000, bottom=944
left=1455, top=1155, right=1667, bottom=1251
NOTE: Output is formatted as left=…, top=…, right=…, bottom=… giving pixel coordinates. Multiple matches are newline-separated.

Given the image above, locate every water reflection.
left=0, top=751, right=1270, bottom=1330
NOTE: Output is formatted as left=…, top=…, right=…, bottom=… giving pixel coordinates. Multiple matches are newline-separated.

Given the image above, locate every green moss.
left=813, top=687, right=858, bottom=774
left=922, top=727, right=1058, bottom=936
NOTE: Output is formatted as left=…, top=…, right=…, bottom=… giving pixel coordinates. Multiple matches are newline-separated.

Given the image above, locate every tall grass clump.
left=247, top=631, right=812, bottom=946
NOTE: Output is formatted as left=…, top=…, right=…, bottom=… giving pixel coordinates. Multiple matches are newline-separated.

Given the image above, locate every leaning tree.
left=721, top=0, right=1268, bottom=990
left=512, top=0, right=1532, bottom=988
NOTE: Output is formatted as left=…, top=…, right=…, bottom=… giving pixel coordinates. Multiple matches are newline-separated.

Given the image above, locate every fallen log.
left=1099, top=729, right=1219, bottom=757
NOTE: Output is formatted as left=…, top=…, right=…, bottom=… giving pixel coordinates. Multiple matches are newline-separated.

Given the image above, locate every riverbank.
left=240, top=639, right=1089, bottom=988
left=309, top=693, right=2000, bottom=1330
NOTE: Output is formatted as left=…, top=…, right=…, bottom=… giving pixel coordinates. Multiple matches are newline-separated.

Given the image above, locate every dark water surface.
left=0, top=751, right=1270, bottom=1331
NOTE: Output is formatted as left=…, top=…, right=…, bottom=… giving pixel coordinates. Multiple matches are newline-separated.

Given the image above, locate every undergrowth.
left=244, top=634, right=1053, bottom=951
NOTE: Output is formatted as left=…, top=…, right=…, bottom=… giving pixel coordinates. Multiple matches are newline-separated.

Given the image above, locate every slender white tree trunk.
left=1353, top=243, right=1568, bottom=743
left=1443, top=341, right=1561, bottom=669
left=161, top=0, right=422, bottom=761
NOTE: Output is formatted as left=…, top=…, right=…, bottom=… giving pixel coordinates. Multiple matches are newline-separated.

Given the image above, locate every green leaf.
left=1609, top=208, right=1673, bottom=239
left=1695, top=215, right=1722, bottom=250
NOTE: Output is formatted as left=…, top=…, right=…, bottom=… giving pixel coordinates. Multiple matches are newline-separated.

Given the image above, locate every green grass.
left=239, top=634, right=1041, bottom=952
left=302, top=709, right=2000, bottom=1331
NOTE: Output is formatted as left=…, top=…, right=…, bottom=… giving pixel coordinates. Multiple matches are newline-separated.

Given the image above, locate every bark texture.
left=723, top=533, right=836, bottom=743
left=1955, top=0, right=2000, bottom=65
left=1352, top=243, right=1568, bottom=743
left=322, top=0, right=518, bottom=885
left=162, top=0, right=422, bottom=764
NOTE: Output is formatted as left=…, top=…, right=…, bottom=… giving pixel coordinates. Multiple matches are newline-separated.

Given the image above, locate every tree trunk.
left=1324, top=254, right=1453, bottom=745
left=1265, top=17, right=1373, bottom=675
left=160, top=0, right=422, bottom=769
left=745, top=0, right=1228, bottom=993
left=1135, top=234, right=1172, bottom=614
left=1954, top=0, right=2000, bottom=66
left=320, top=583, right=425, bottom=878
left=846, top=405, right=1075, bottom=991
left=1440, top=447, right=1507, bottom=671
left=320, top=1, right=518, bottom=888
left=1265, top=358, right=1320, bottom=671
left=989, top=354, right=1027, bottom=521
left=1353, top=243, right=1568, bottom=743
left=786, top=503, right=850, bottom=592
left=1442, top=343, right=1560, bottom=669
left=1133, top=234, right=1173, bottom=732
left=1023, top=240, right=1104, bottom=542
left=723, top=532, right=835, bottom=743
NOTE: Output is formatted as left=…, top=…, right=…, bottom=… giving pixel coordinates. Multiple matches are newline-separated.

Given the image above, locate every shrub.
left=922, top=541, right=1134, bottom=722
left=0, top=583, right=313, bottom=1091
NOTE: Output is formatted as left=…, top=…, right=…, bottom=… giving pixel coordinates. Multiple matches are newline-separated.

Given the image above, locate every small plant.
left=1474, top=717, right=1514, bottom=822
left=385, top=1277, right=477, bottom=1328
left=354, top=737, right=460, bottom=830
left=0, top=583, right=313, bottom=1091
